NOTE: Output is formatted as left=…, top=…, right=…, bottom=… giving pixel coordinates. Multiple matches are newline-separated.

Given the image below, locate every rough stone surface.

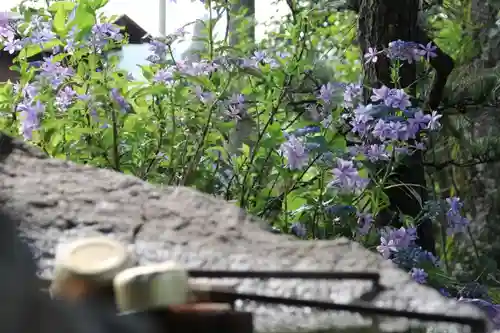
left=0, top=133, right=489, bottom=333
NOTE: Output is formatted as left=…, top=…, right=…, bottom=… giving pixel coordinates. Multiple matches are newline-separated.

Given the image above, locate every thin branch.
left=424, top=155, right=500, bottom=170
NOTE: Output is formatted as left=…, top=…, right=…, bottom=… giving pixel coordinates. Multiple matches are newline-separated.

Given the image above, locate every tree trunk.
left=357, top=0, right=419, bottom=90
left=471, top=0, right=498, bottom=67
left=357, top=0, right=442, bottom=254
left=228, top=0, right=255, bottom=46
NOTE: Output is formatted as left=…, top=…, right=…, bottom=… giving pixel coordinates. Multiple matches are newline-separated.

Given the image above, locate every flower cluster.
left=0, top=3, right=496, bottom=328
left=364, top=40, right=437, bottom=64
left=89, top=23, right=123, bottom=53
left=445, top=197, right=470, bottom=235
left=422, top=197, right=470, bottom=235
left=328, top=158, right=368, bottom=192
left=348, top=93, right=441, bottom=153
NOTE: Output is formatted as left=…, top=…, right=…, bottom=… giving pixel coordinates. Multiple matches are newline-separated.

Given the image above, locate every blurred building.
left=0, top=14, right=149, bottom=82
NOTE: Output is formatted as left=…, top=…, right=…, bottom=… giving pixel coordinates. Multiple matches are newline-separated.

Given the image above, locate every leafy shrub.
left=0, top=0, right=498, bottom=325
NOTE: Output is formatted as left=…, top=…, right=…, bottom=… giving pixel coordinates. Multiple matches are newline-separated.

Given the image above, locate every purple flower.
left=163, top=27, right=187, bottom=46
left=328, top=158, right=368, bottom=192
left=389, top=227, right=417, bottom=248
left=407, top=109, right=430, bottom=131
left=414, top=141, right=426, bottom=150
left=350, top=114, right=371, bottom=136
left=446, top=196, right=463, bottom=212
left=193, top=86, right=214, bottom=104
left=176, top=60, right=218, bottom=76
left=64, top=27, right=82, bottom=53
left=458, top=298, right=500, bottom=328
left=153, top=68, right=174, bottom=84
left=377, top=237, right=397, bottom=259
left=18, top=83, right=38, bottom=103
left=223, top=94, right=246, bottom=120
left=280, top=135, right=309, bottom=170
left=386, top=40, right=421, bottom=63
left=291, top=222, right=307, bottom=238
left=386, top=88, right=411, bottom=109
left=77, top=94, right=91, bottom=102
left=248, top=50, right=279, bottom=68
left=90, top=23, right=123, bottom=52
left=0, top=12, right=9, bottom=28
left=229, top=93, right=245, bottom=105
left=110, top=88, right=130, bottom=113
left=29, top=21, right=56, bottom=46
left=343, top=83, right=362, bottom=108
left=39, top=56, right=74, bottom=88
left=293, top=126, right=321, bottom=137
left=418, top=42, right=437, bottom=61
left=445, top=196, right=470, bottom=235
left=427, top=110, right=442, bottom=130
left=410, top=268, right=428, bottom=284
left=225, top=105, right=242, bottom=120
left=371, top=85, right=391, bottom=103
left=357, top=213, right=373, bottom=235
left=148, top=40, right=167, bottom=64
left=17, top=100, right=45, bottom=141
left=318, top=83, right=337, bottom=104
left=371, top=86, right=411, bottom=109
left=371, top=119, right=393, bottom=141
left=364, top=47, right=378, bottom=64
left=365, top=144, right=390, bottom=162
left=377, top=226, right=417, bottom=258
left=241, top=50, right=276, bottom=69
left=92, top=23, right=123, bottom=40
left=252, top=51, right=267, bottom=62
left=0, top=26, right=15, bottom=43
left=325, top=205, right=357, bottom=216
left=55, top=86, right=76, bottom=111
left=3, top=38, right=23, bottom=54
left=391, top=245, right=440, bottom=269
left=350, top=105, right=375, bottom=137
left=439, top=288, right=451, bottom=297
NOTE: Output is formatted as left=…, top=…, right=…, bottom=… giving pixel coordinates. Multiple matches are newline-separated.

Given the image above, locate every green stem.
left=207, top=0, right=214, bottom=61
left=311, top=170, right=325, bottom=238
left=110, top=106, right=120, bottom=172
left=180, top=78, right=232, bottom=185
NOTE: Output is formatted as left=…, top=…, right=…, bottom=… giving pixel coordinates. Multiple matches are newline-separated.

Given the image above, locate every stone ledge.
left=0, top=132, right=489, bottom=333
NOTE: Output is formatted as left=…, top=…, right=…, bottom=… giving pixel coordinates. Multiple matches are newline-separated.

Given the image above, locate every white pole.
left=159, top=0, right=166, bottom=36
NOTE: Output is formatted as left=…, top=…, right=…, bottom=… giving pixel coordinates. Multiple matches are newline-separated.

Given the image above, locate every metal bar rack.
left=39, top=269, right=489, bottom=333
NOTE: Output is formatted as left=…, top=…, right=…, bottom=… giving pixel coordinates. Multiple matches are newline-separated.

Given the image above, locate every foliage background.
left=2, top=0, right=500, bottom=315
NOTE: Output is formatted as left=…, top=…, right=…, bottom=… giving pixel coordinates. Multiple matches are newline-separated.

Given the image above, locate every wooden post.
left=164, top=307, right=253, bottom=333
left=119, top=304, right=254, bottom=333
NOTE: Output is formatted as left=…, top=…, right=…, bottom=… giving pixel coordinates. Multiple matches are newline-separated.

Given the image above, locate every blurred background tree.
left=226, top=0, right=500, bottom=298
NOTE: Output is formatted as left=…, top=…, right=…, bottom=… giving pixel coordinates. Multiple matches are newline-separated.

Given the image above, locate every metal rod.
left=159, top=0, right=166, bottom=37
left=187, top=270, right=380, bottom=283
left=37, top=270, right=380, bottom=290
left=36, top=272, right=486, bottom=333
left=209, top=290, right=487, bottom=333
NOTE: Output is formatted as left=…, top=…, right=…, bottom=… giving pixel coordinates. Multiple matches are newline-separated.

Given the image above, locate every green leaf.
left=132, top=85, right=170, bottom=99
left=240, top=143, right=251, bottom=158
left=18, top=44, right=42, bottom=59
left=49, top=1, right=76, bottom=12
left=77, top=60, right=89, bottom=78
left=266, top=122, right=283, bottom=139
left=286, top=193, right=307, bottom=212
left=86, top=0, right=109, bottom=10
left=140, top=65, right=154, bottom=81
left=68, top=4, right=96, bottom=37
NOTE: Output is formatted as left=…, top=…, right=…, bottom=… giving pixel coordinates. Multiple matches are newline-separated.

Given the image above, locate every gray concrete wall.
left=0, top=132, right=489, bottom=333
